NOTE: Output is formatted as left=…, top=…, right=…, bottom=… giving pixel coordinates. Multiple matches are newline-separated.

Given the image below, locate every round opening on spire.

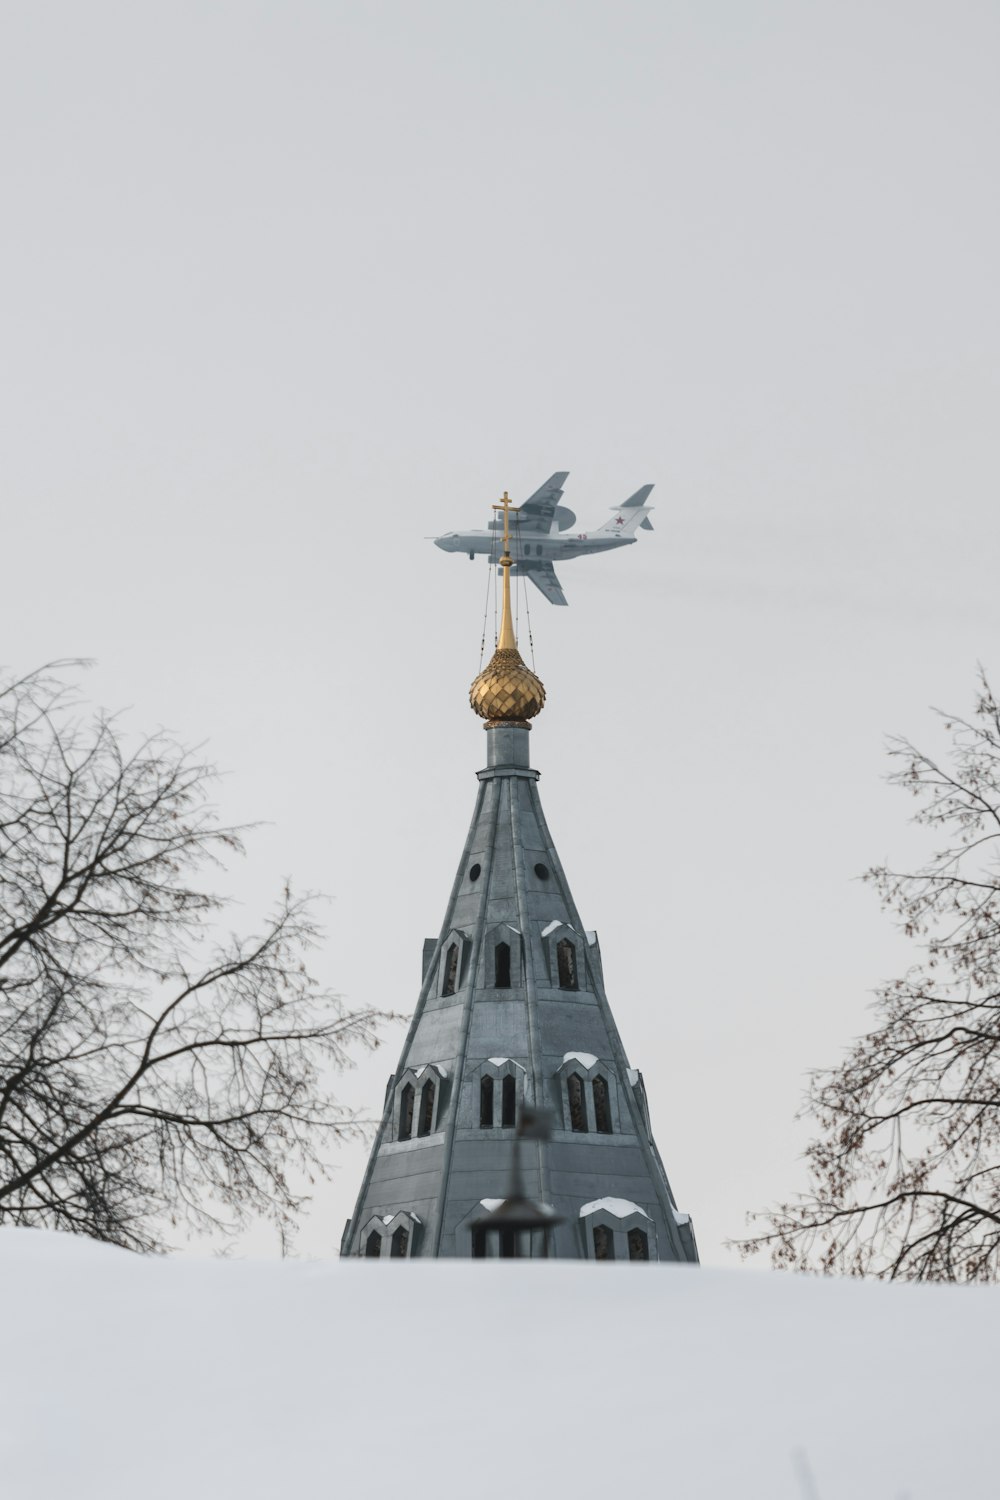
left=534, top=863, right=550, bottom=881
left=469, top=863, right=482, bottom=882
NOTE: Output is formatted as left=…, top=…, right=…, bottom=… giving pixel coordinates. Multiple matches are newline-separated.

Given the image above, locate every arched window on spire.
left=417, top=1079, right=436, bottom=1137
left=485, top=925, right=522, bottom=992
left=593, top=1224, right=615, bottom=1261
left=474, top=1059, right=523, bottom=1132
left=556, top=1054, right=619, bottom=1134
left=394, top=1064, right=446, bottom=1139
left=398, top=1082, right=415, bottom=1141
left=580, top=1200, right=656, bottom=1262
left=593, top=1075, right=612, bottom=1134
left=557, top=938, right=578, bottom=991
left=442, top=943, right=459, bottom=996
left=628, top=1228, right=649, bottom=1261
left=567, top=1073, right=588, bottom=1133
left=359, top=1211, right=419, bottom=1260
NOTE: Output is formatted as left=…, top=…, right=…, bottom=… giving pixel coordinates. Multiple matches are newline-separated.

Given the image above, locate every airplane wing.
left=512, top=560, right=568, bottom=606
left=515, top=472, right=569, bottom=534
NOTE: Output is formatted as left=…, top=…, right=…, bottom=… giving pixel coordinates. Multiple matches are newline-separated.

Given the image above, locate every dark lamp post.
left=470, top=1107, right=565, bottom=1258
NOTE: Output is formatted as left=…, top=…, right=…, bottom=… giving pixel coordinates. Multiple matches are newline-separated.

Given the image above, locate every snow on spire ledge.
left=579, top=1197, right=651, bottom=1220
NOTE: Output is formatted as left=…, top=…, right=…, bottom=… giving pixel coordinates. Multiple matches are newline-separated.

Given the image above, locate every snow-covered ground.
left=1, top=1228, right=994, bottom=1499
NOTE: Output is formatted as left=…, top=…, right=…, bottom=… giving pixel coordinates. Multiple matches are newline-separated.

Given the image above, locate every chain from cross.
left=492, top=490, right=520, bottom=553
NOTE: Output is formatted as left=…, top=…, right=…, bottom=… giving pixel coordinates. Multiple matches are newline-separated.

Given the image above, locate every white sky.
left=3, top=0, right=998, bottom=1266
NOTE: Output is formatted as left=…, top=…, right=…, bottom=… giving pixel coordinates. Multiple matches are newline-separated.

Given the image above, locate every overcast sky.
left=3, top=0, right=999, bottom=1265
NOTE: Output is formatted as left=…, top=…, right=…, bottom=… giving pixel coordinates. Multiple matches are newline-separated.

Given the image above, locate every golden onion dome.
left=470, top=645, right=546, bottom=727
left=470, top=491, right=546, bottom=729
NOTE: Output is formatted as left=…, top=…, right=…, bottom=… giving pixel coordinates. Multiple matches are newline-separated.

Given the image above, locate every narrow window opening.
left=501, top=1074, right=517, bottom=1129
left=557, top=938, right=578, bottom=990
left=391, top=1226, right=409, bottom=1258
left=398, top=1082, right=414, bottom=1141
left=567, top=1072, right=588, bottom=1133
left=479, top=1075, right=494, bottom=1129
left=593, top=1224, right=615, bottom=1261
left=365, top=1231, right=382, bottom=1259
left=499, top=1227, right=517, bottom=1258
left=417, top=1079, right=436, bottom=1137
left=472, top=1226, right=487, bottom=1258
left=593, top=1074, right=612, bottom=1134
left=628, top=1228, right=649, bottom=1262
left=442, top=943, right=459, bottom=996
left=494, top=941, right=511, bottom=988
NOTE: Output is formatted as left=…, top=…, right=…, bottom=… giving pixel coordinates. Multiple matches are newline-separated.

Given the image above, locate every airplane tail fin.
left=594, top=484, right=655, bottom=536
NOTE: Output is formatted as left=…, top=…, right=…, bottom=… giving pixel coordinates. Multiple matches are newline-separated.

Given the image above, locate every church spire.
left=341, top=487, right=697, bottom=1263
left=470, top=491, right=546, bottom=729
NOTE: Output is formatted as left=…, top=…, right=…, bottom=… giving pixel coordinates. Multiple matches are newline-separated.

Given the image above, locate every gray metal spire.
left=341, top=496, right=697, bottom=1262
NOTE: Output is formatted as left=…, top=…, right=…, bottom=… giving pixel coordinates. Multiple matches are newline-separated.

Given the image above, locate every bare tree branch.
left=738, top=668, right=1000, bottom=1281
left=0, top=663, right=392, bottom=1253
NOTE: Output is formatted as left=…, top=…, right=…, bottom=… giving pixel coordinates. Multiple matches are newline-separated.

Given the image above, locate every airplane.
left=433, top=472, right=654, bottom=605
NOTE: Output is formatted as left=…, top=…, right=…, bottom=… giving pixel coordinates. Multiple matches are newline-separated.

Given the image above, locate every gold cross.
left=491, top=490, right=520, bottom=552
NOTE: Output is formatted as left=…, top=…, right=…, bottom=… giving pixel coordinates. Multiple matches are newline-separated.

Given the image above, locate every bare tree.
left=742, top=671, right=1000, bottom=1281
left=0, top=662, right=386, bottom=1252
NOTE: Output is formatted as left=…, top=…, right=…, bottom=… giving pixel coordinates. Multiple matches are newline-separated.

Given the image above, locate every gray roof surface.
left=342, top=723, right=698, bottom=1262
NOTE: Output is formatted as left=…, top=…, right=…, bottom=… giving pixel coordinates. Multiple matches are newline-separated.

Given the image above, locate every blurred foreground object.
left=470, top=1107, right=564, bottom=1258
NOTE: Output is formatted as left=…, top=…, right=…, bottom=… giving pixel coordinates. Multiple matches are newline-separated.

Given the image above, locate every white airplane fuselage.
left=435, top=529, right=635, bottom=561
left=433, top=475, right=654, bottom=604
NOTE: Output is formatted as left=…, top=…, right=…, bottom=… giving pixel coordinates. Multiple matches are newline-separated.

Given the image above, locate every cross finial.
left=492, top=490, right=519, bottom=554
left=490, top=490, right=520, bottom=650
